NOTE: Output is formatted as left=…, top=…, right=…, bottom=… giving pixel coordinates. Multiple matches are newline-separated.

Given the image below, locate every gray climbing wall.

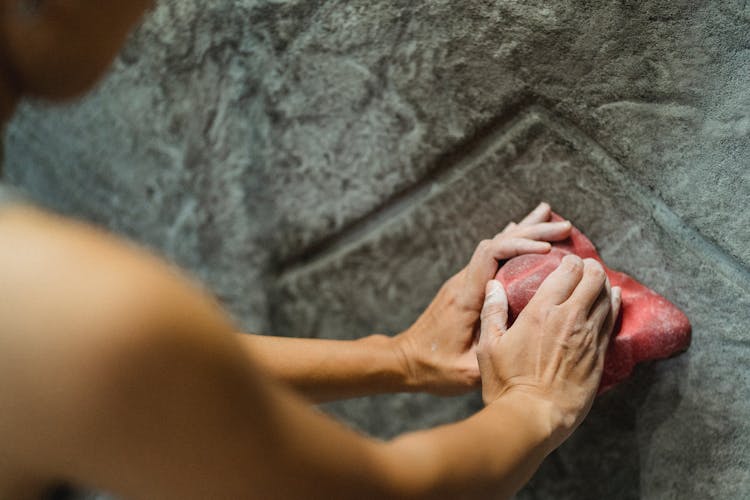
left=5, top=1, right=749, bottom=498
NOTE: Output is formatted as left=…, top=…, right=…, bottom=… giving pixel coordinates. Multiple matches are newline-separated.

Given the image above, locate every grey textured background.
left=5, top=0, right=749, bottom=498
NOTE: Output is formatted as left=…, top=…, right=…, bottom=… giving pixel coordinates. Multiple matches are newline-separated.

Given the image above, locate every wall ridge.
left=531, top=106, right=750, bottom=293
left=273, top=93, right=538, bottom=274
left=278, top=103, right=750, bottom=295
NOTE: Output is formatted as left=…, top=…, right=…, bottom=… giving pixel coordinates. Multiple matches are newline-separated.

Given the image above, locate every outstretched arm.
left=0, top=203, right=613, bottom=499
left=236, top=333, right=410, bottom=403
left=238, top=203, right=573, bottom=403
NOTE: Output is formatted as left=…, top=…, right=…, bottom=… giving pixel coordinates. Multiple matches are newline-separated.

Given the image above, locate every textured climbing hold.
left=495, top=214, right=691, bottom=392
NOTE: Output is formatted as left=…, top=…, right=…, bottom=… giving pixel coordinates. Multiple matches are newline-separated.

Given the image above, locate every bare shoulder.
left=0, top=204, right=234, bottom=334
left=0, top=205, right=246, bottom=493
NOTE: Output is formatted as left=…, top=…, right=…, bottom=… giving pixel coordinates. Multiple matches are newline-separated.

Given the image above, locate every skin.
left=0, top=0, right=154, bottom=105
left=0, top=2, right=620, bottom=498
left=244, top=205, right=577, bottom=403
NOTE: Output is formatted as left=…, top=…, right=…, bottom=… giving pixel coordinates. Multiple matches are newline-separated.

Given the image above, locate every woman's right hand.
left=476, top=255, right=621, bottom=448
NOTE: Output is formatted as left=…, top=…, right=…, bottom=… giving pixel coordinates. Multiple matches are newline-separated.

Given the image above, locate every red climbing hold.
left=495, top=213, right=691, bottom=393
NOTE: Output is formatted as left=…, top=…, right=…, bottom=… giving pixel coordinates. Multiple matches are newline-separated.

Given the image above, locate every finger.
left=463, top=239, right=502, bottom=305
left=530, top=254, right=584, bottom=306
left=480, top=280, right=509, bottom=340
left=515, top=221, right=572, bottom=242
left=612, top=286, right=622, bottom=322
left=495, top=238, right=552, bottom=259
left=518, top=202, right=552, bottom=226
left=597, top=286, right=622, bottom=354
left=565, top=259, right=607, bottom=311
left=588, top=276, right=613, bottom=331
left=502, top=221, right=518, bottom=232
left=464, top=237, right=550, bottom=305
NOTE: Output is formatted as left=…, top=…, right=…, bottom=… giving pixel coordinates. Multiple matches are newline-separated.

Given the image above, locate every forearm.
left=242, top=333, right=555, bottom=497
left=229, top=339, right=555, bottom=499
left=237, top=333, right=414, bottom=403
left=377, top=391, right=556, bottom=499
left=4, top=206, right=558, bottom=499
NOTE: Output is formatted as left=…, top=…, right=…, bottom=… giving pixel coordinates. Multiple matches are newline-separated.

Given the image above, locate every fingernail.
left=487, top=280, right=502, bottom=294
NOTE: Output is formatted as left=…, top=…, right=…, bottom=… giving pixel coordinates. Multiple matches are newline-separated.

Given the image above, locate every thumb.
left=480, top=280, right=509, bottom=341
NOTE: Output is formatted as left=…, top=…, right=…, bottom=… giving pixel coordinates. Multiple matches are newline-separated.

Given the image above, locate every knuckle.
left=479, top=304, right=505, bottom=321
left=476, top=239, right=494, bottom=254
left=584, top=259, right=605, bottom=277
left=442, top=284, right=461, bottom=306
left=502, top=222, right=518, bottom=234
left=561, top=255, right=583, bottom=272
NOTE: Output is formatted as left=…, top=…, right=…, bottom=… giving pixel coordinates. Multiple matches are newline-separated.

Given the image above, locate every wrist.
left=362, top=334, right=418, bottom=393
left=486, top=389, right=566, bottom=455
left=389, top=330, right=423, bottom=393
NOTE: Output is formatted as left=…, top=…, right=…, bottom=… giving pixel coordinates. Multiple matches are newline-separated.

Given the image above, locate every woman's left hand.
left=393, top=202, right=572, bottom=395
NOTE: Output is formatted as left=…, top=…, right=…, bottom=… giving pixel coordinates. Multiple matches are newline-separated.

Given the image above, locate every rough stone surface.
left=4, top=0, right=750, bottom=498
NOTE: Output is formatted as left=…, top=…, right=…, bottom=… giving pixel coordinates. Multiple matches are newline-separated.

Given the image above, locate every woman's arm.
left=236, top=333, right=411, bottom=403
left=239, top=203, right=573, bottom=403
left=0, top=204, right=616, bottom=499
left=379, top=256, right=622, bottom=499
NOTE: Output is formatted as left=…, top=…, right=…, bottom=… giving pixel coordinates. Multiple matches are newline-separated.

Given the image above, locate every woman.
left=0, top=1, right=620, bottom=498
